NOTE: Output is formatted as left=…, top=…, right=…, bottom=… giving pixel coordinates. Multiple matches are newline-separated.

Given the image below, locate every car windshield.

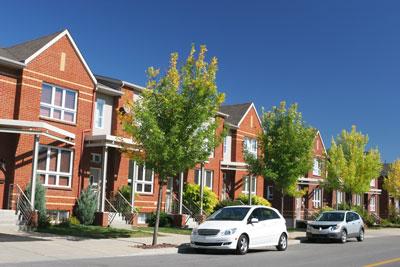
left=317, top=212, right=345, bottom=222
left=207, top=207, right=251, bottom=221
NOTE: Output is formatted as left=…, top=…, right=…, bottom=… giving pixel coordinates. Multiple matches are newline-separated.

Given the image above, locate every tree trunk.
left=152, top=180, right=164, bottom=246
left=281, top=189, right=284, bottom=216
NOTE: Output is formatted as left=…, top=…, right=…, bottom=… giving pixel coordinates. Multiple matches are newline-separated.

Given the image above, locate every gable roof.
left=219, top=102, right=261, bottom=127
left=0, top=30, right=96, bottom=84
left=315, top=130, right=328, bottom=155
left=5, top=31, right=62, bottom=62
left=95, top=74, right=145, bottom=92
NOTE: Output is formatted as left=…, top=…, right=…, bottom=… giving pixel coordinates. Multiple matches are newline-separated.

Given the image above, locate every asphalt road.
left=4, top=236, right=400, bottom=267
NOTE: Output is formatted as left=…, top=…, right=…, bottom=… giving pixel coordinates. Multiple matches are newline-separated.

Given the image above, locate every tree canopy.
left=326, top=125, right=382, bottom=196
left=384, top=160, right=400, bottom=199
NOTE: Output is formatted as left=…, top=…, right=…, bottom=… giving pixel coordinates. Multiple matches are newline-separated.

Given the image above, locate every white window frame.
left=313, top=188, right=322, bottom=208
left=266, top=185, right=273, bottom=200
left=370, top=195, right=376, bottom=212
left=312, top=158, right=322, bottom=176
left=135, top=165, right=154, bottom=194
left=370, top=179, right=376, bottom=187
left=137, top=213, right=148, bottom=224
left=37, top=145, right=73, bottom=188
left=95, top=98, right=105, bottom=129
left=337, top=191, right=344, bottom=204
left=244, top=137, right=257, bottom=158
left=40, top=83, right=78, bottom=123
left=355, top=194, right=362, bottom=206
left=90, top=153, right=101, bottom=164
left=194, top=169, right=213, bottom=189
left=242, top=176, right=256, bottom=194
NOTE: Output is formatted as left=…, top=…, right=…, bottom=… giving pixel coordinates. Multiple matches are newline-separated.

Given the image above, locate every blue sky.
left=1, top=1, right=399, bottom=162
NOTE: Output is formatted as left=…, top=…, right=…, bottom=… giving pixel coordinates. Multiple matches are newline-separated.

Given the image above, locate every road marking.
left=364, top=257, right=400, bottom=267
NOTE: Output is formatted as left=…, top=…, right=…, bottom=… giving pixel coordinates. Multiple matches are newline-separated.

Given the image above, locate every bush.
left=183, top=184, right=218, bottom=215
left=118, top=185, right=132, bottom=202
left=25, top=181, right=48, bottom=227
left=76, top=187, right=98, bottom=225
left=388, top=205, right=400, bottom=224
left=70, top=216, right=81, bottom=225
left=236, top=194, right=271, bottom=207
left=146, top=212, right=173, bottom=227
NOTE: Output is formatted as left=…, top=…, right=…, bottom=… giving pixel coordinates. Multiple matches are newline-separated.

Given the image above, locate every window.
left=370, top=179, right=376, bottom=187
left=259, top=208, right=280, bottom=220
left=137, top=213, right=149, bottom=224
left=355, top=194, right=362, bottom=206
left=312, top=158, right=322, bottom=176
left=266, top=186, right=273, bottom=200
left=370, top=195, right=376, bottom=212
left=37, top=145, right=73, bottom=187
left=223, top=137, right=227, bottom=153
left=313, top=188, right=322, bottom=208
left=346, top=212, right=355, bottom=222
left=242, top=176, right=256, bottom=194
left=337, top=191, right=344, bottom=204
left=194, top=169, right=213, bottom=188
left=95, top=98, right=105, bottom=128
left=40, top=83, right=77, bottom=123
left=136, top=165, right=154, bottom=194
left=244, top=137, right=257, bottom=158
left=90, top=153, right=101, bottom=164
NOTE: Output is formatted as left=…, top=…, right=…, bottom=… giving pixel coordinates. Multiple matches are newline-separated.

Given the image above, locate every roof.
left=95, top=74, right=144, bottom=92
left=381, top=163, right=391, bottom=177
left=4, top=31, right=62, bottom=62
left=219, top=102, right=253, bottom=126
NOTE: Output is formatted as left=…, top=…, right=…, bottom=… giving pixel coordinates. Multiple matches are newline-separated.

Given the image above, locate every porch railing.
left=8, top=184, right=34, bottom=226
left=111, top=191, right=137, bottom=224
left=104, top=198, right=118, bottom=225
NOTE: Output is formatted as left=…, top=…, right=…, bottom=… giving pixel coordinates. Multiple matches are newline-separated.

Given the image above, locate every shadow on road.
left=0, top=233, right=49, bottom=242
left=177, top=243, right=280, bottom=255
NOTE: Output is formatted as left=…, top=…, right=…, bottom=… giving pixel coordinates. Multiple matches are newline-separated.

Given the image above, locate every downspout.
left=77, top=86, right=97, bottom=198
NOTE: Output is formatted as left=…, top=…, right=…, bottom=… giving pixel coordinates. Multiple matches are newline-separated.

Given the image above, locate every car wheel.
left=357, top=229, right=364, bottom=242
left=340, top=230, right=347, bottom=243
left=236, top=234, right=249, bottom=255
left=276, top=233, right=288, bottom=251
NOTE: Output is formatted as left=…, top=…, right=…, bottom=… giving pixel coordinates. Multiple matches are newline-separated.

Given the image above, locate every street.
left=4, top=236, right=400, bottom=267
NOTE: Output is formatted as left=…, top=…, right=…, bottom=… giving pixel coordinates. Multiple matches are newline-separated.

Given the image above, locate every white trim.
left=24, top=30, right=97, bottom=85
left=0, top=119, right=75, bottom=139
left=237, top=103, right=262, bottom=127
left=97, top=83, right=124, bottom=96
left=135, top=165, right=154, bottom=194
left=0, top=56, right=26, bottom=68
left=122, top=80, right=145, bottom=92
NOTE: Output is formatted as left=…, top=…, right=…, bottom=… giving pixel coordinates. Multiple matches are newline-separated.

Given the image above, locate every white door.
left=246, top=208, right=265, bottom=247
left=260, top=208, right=282, bottom=245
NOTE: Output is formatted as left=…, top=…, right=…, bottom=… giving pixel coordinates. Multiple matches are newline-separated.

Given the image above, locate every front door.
left=89, top=167, right=101, bottom=186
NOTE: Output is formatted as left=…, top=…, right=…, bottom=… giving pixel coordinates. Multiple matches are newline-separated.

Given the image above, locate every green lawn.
left=37, top=224, right=152, bottom=239
left=138, top=226, right=192, bottom=235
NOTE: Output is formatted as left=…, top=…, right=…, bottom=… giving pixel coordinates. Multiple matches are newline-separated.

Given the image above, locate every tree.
left=326, top=125, right=382, bottom=206
left=25, top=181, right=47, bottom=226
left=76, top=187, right=97, bottom=225
left=383, top=160, right=400, bottom=199
left=245, top=101, right=315, bottom=214
left=120, top=45, right=224, bottom=245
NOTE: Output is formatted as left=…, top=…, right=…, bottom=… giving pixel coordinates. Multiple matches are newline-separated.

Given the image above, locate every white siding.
left=92, top=93, right=113, bottom=135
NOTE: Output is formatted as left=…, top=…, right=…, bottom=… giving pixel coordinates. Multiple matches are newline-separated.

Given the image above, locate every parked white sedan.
left=190, top=205, right=288, bottom=255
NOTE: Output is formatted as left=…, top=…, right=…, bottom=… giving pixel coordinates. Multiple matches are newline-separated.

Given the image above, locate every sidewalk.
left=0, top=227, right=399, bottom=265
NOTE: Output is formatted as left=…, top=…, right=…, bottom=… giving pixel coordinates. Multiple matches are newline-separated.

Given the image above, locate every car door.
left=261, top=208, right=282, bottom=245
left=246, top=208, right=265, bottom=247
left=345, top=212, right=357, bottom=236
left=352, top=212, right=363, bottom=234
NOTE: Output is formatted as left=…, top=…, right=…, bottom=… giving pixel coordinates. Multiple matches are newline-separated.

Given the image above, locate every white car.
left=190, top=205, right=288, bottom=255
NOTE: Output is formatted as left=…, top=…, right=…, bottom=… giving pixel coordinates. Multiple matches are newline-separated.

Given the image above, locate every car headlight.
left=330, top=225, right=339, bottom=231
left=192, top=228, right=198, bottom=235
left=222, top=228, right=237, bottom=236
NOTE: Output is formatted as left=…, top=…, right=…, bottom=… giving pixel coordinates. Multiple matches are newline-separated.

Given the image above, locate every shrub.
left=236, top=194, right=271, bottom=207
left=70, top=216, right=81, bottom=225
left=25, top=181, right=48, bottom=227
left=118, top=185, right=132, bottom=202
left=183, top=184, right=218, bottom=215
left=388, top=205, right=400, bottom=224
left=146, top=212, right=173, bottom=227
left=76, top=187, right=98, bottom=225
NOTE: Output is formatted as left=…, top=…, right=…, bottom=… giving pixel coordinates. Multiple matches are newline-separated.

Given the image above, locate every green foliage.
left=146, top=212, right=173, bottom=227
left=76, top=187, right=98, bottom=225
left=387, top=205, right=400, bottom=224
left=326, top=126, right=382, bottom=199
left=118, top=185, right=132, bottom=202
left=70, top=216, right=81, bottom=225
left=383, top=160, right=400, bottom=199
left=25, top=181, right=48, bottom=226
left=245, top=101, right=315, bottom=198
left=236, top=194, right=271, bottom=206
left=183, top=183, right=218, bottom=215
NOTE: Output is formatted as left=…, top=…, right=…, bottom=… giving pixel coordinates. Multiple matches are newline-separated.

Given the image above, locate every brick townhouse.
left=0, top=30, right=265, bottom=226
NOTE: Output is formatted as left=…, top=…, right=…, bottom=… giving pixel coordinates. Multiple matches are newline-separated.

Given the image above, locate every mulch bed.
left=134, top=243, right=177, bottom=249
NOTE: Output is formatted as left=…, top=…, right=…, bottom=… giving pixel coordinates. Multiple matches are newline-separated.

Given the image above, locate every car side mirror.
left=249, top=218, right=259, bottom=224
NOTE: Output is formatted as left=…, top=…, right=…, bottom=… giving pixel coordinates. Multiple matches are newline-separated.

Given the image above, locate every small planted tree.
left=245, top=101, right=315, bottom=214
left=76, top=187, right=97, bottom=225
left=326, top=126, right=382, bottom=206
left=120, top=45, right=224, bottom=245
left=25, top=181, right=47, bottom=226
left=383, top=160, right=400, bottom=199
